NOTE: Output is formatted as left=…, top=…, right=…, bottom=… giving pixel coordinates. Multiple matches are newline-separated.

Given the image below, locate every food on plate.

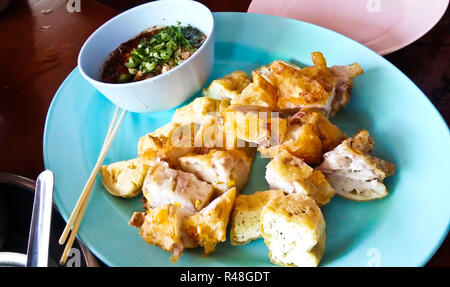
left=258, top=110, right=346, bottom=165
left=138, top=122, right=198, bottom=166
left=172, top=96, right=231, bottom=125
left=222, top=109, right=287, bottom=147
left=317, top=129, right=396, bottom=201
left=102, top=24, right=206, bottom=83
left=142, top=160, right=214, bottom=212
left=184, top=187, right=236, bottom=255
left=193, top=115, right=261, bottom=153
left=230, top=71, right=278, bottom=109
left=230, top=190, right=284, bottom=245
left=170, top=97, right=261, bottom=152
left=265, top=150, right=335, bottom=206
left=129, top=204, right=197, bottom=263
left=256, top=52, right=363, bottom=116
left=328, top=63, right=365, bottom=116
left=260, top=193, right=326, bottom=267
left=98, top=52, right=397, bottom=266
left=178, top=149, right=253, bottom=194
left=193, top=116, right=233, bottom=149
left=203, top=71, right=251, bottom=100
left=99, top=157, right=150, bottom=198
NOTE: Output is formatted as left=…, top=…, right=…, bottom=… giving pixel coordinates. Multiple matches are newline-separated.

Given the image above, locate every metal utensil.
left=0, top=252, right=27, bottom=267
left=0, top=172, right=99, bottom=267
left=26, top=170, right=54, bottom=267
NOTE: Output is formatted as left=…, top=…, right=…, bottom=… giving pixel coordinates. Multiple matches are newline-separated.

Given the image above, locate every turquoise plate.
left=44, top=13, right=450, bottom=267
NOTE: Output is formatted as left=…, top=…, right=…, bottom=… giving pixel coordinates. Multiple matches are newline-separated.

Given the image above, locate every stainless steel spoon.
left=26, top=170, right=54, bottom=267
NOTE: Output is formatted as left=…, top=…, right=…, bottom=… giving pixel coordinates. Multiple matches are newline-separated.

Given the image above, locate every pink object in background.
left=248, top=0, right=449, bottom=55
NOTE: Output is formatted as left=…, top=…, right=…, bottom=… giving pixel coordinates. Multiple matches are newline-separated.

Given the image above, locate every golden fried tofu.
left=203, top=71, right=251, bottom=100
left=100, top=158, right=150, bottom=198
left=317, top=129, right=396, bottom=201
left=193, top=116, right=260, bottom=156
left=257, top=52, right=363, bottom=116
left=257, top=55, right=335, bottom=114
left=184, top=187, right=236, bottom=255
left=329, top=63, right=364, bottom=115
left=259, top=123, right=323, bottom=164
left=138, top=122, right=198, bottom=166
left=230, top=71, right=278, bottom=109
left=129, top=204, right=197, bottom=262
left=221, top=109, right=287, bottom=147
left=265, top=150, right=335, bottom=206
left=192, top=115, right=236, bottom=150
left=269, top=228, right=326, bottom=267
left=178, top=149, right=253, bottom=194
left=260, top=193, right=326, bottom=267
left=230, top=190, right=284, bottom=245
left=258, top=110, right=346, bottom=165
left=172, top=96, right=230, bottom=125
left=297, top=109, right=347, bottom=152
left=143, top=160, right=214, bottom=212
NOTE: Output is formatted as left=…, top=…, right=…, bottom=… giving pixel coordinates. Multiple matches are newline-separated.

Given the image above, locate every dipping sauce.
left=101, top=25, right=206, bottom=83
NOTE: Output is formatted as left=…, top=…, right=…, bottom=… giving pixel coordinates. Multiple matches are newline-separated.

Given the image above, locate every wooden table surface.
left=0, top=0, right=448, bottom=266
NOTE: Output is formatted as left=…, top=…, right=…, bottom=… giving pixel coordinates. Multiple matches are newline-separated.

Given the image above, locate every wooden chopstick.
left=58, top=107, right=120, bottom=245
left=59, top=193, right=89, bottom=265
left=59, top=107, right=126, bottom=265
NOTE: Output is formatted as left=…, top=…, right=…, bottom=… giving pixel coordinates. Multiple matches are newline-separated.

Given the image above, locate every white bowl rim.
left=77, top=0, right=215, bottom=88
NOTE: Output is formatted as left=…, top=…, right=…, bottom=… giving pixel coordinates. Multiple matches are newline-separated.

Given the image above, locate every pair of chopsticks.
left=58, top=107, right=126, bottom=265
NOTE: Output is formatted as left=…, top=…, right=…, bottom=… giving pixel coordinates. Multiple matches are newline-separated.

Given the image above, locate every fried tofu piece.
left=100, top=158, right=150, bottom=198
left=221, top=109, right=287, bottom=147
left=172, top=96, right=231, bottom=125
left=178, top=149, right=253, bottom=194
left=257, top=55, right=335, bottom=114
left=297, top=109, right=348, bottom=152
left=230, top=190, right=284, bottom=245
left=259, top=122, right=323, bottom=164
left=259, top=110, right=346, bottom=165
left=184, top=187, right=236, bottom=255
left=129, top=204, right=197, bottom=262
left=260, top=193, right=326, bottom=267
left=193, top=115, right=261, bottom=155
left=138, top=122, right=198, bottom=166
left=265, top=150, right=335, bottom=206
left=257, top=52, right=363, bottom=116
left=230, top=71, right=278, bottom=109
left=143, top=160, right=214, bottom=212
left=317, top=129, right=396, bottom=201
left=329, top=63, right=364, bottom=115
left=192, top=114, right=239, bottom=150
left=203, top=71, right=251, bottom=100
left=172, top=97, right=233, bottom=152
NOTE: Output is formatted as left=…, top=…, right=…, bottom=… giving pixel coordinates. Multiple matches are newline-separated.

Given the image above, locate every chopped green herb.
left=118, top=73, right=133, bottom=83
left=102, top=24, right=206, bottom=83
left=129, top=25, right=204, bottom=79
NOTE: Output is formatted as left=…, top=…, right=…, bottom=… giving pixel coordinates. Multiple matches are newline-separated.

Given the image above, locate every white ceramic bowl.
left=78, top=0, right=215, bottom=113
